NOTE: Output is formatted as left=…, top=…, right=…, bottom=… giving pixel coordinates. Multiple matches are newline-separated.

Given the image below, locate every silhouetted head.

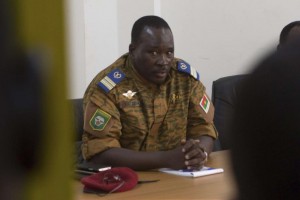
left=277, top=21, right=300, bottom=50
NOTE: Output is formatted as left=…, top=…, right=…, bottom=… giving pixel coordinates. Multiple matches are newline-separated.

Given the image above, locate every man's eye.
left=167, top=51, right=174, bottom=56
left=151, top=51, right=158, bottom=56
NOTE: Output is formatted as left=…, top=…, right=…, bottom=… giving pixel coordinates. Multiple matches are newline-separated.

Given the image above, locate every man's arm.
left=183, top=80, right=218, bottom=170
left=89, top=146, right=186, bottom=171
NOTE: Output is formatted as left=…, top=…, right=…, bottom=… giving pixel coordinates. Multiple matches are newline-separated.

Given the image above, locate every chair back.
left=69, top=98, right=84, bottom=163
left=212, top=75, right=248, bottom=150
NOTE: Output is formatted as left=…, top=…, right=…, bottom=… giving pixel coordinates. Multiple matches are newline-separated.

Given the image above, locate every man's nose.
left=157, top=54, right=170, bottom=65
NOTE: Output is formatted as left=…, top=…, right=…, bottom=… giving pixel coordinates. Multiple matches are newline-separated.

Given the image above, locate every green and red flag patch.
left=199, top=94, right=210, bottom=113
left=89, top=109, right=111, bottom=131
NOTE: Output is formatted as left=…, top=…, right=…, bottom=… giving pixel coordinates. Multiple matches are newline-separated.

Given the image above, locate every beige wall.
left=66, top=0, right=300, bottom=98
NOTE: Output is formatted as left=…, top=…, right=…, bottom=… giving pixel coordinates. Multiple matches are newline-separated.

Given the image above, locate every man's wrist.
left=203, top=151, right=208, bottom=163
left=199, top=146, right=208, bottom=163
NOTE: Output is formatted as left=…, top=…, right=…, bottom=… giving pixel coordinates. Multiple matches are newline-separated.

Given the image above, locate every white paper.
left=159, top=166, right=224, bottom=177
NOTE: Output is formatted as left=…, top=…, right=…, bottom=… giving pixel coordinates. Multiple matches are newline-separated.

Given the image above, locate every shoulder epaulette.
left=97, top=69, right=125, bottom=93
left=177, top=60, right=200, bottom=81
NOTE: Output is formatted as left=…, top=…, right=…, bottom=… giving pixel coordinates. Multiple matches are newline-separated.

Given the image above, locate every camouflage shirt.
left=82, top=53, right=218, bottom=160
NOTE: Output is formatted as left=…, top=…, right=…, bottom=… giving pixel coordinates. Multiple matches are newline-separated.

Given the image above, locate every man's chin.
left=152, top=77, right=167, bottom=85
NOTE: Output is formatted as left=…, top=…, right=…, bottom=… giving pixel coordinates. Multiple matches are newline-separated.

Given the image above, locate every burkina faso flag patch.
left=199, top=94, right=210, bottom=113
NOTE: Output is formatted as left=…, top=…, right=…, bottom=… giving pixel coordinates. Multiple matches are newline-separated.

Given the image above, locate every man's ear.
left=129, top=44, right=135, bottom=54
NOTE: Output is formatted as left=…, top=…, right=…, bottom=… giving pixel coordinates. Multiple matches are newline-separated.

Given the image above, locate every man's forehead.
left=138, top=26, right=173, bottom=44
left=143, top=26, right=171, bottom=34
left=144, top=26, right=155, bottom=35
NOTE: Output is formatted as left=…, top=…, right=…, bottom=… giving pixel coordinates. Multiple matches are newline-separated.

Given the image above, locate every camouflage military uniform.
left=82, top=53, right=218, bottom=160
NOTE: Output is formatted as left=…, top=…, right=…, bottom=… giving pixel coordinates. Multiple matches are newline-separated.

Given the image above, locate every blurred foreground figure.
left=230, top=39, right=300, bottom=200
left=0, top=2, right=42, bottom=200
left=0, top=50, right=42, bottom=200
left=0, top=1, right=73, bottom=200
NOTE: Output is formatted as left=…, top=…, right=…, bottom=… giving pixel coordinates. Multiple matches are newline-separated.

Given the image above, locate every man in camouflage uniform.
left=82, top=15, right=218, bottom=170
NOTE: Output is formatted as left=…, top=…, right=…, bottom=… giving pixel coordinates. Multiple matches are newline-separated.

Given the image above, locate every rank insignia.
left=90, top=109, right=111, bottom=131
left=199, top=94, right=210, bottom=113
left=177, top=60, right=200, bottom=80
left=98, top=69, right=125, bottom=93
left=171, top=94, right=182, bottom=104
left=122, top=90, right=137, bottom=99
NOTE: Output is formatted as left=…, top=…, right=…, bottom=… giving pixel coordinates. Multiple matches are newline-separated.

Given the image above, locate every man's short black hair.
left=279, top=21, right=300, bottom=45
left=131, top=15, right=172, bottom=44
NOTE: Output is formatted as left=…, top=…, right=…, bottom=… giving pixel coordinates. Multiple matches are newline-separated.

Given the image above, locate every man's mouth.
left=154, top=71, right=167, bottom=78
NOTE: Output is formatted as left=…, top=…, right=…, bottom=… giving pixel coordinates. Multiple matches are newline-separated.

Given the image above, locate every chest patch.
left=119, top=101, right=141, bottom=108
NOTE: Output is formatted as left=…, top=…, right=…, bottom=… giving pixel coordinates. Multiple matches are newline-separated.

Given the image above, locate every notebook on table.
left=159, top=166, right=224, bottom=177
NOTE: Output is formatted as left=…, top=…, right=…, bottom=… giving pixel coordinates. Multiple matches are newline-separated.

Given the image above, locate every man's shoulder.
left=173, top=58, right=200, bottom=81
left=94, top=54, right=128, bottom=77
left=92, top=54, right=129, bottom=93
